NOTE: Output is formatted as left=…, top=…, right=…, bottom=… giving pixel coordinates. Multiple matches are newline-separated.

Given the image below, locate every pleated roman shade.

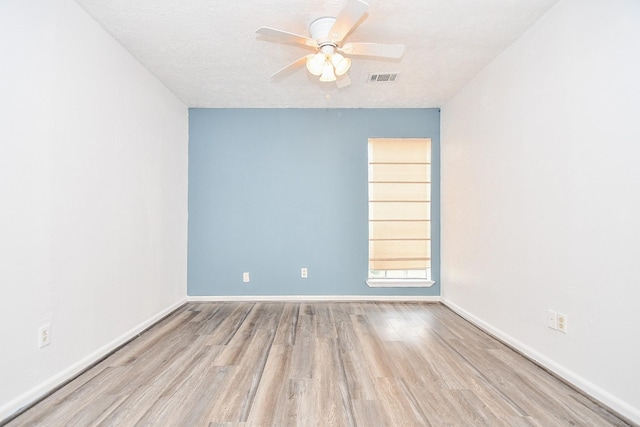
left=368, top=138, right=431, bottom=272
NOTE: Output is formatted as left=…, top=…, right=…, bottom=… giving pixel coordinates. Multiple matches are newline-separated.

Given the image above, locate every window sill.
left=366, top=279, right=435, bottom=288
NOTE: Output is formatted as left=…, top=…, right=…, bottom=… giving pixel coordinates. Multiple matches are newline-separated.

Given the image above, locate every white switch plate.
left=243, top=272, right=250, bottom=283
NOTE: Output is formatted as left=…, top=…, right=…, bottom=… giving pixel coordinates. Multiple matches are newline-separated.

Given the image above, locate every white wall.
left=441, top=0, right=640, bottom=422
left=0, top=0, right=188, bottom=420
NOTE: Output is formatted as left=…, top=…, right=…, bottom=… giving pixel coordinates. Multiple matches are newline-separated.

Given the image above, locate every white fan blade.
left=256, top=27, right=318, bottom=49
left=329, top=0, right=369, bottom=43
left=340, top=42, right=405, bottom=59
left=336, top=73, right=351, bottom=88
left=270, top=55, right=309, bottom=79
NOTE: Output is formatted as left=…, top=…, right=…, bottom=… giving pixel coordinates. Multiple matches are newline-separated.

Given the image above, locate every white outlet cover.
left=557, top=313, right=568, bottom=333
left=39, top=324, right=51, bottom=348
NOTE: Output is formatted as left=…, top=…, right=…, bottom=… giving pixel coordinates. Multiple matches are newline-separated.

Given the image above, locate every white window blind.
left=368, top=138, right=431, bottom=275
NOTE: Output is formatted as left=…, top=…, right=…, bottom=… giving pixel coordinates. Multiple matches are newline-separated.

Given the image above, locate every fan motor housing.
left=309, top=16, right=337, bottom=44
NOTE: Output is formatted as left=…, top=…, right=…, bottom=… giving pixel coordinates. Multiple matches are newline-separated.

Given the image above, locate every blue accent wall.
left=188, top=109, right=440, bottom=296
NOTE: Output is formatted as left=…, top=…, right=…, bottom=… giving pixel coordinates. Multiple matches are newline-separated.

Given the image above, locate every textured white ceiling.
left=73, top=0, right=560, bottom=108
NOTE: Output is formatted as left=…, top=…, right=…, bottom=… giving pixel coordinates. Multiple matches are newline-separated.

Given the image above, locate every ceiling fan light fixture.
left=306, top=53, right=326, bottom=76
left=331, top=53, right=351, bottom=76
left=257, top=0, right=405, bottom=88
left=319, top=62, right=337, bottom=82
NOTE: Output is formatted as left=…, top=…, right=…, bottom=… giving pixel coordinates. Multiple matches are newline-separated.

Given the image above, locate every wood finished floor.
left=6, top=302, right=630, bottom=427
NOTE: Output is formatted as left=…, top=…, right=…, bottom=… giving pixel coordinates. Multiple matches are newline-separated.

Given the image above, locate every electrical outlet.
left=301, top=268, right=308, bottom=278
left=243, top=272, right=250, bottom=283
left=39, top=324, right=51, bottom=348
left=557, top=313, right=568, bottom=333
left=547, top=309, right=558, bottom=330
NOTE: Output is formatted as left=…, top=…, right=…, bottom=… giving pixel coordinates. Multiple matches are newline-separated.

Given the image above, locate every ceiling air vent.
left=368, top=73, right=399, bottom=83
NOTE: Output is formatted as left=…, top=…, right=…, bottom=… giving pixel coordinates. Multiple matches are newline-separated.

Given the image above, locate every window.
left=367, top=138, right=434, bottom=287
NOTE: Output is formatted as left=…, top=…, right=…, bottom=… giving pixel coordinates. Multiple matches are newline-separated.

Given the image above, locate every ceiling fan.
left=256, top=0, right=405, bottom=87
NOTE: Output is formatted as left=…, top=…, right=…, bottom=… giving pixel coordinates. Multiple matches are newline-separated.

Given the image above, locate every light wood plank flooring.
left=5, top=302, right=631, bottom=426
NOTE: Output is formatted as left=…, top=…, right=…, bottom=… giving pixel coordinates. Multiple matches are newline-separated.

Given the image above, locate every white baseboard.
left=188, top=295, right=441, bottom=302
left=0, top=297, right=187, bottom=423
left=441, top=299, right=640, bottom=425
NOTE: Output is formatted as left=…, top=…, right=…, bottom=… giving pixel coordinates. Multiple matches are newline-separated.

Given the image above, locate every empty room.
left=1, top=0, right=639, bottom=425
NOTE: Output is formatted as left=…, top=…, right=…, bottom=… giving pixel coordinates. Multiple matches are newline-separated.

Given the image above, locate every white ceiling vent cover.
left=368, top=73, right=399, bottom=82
